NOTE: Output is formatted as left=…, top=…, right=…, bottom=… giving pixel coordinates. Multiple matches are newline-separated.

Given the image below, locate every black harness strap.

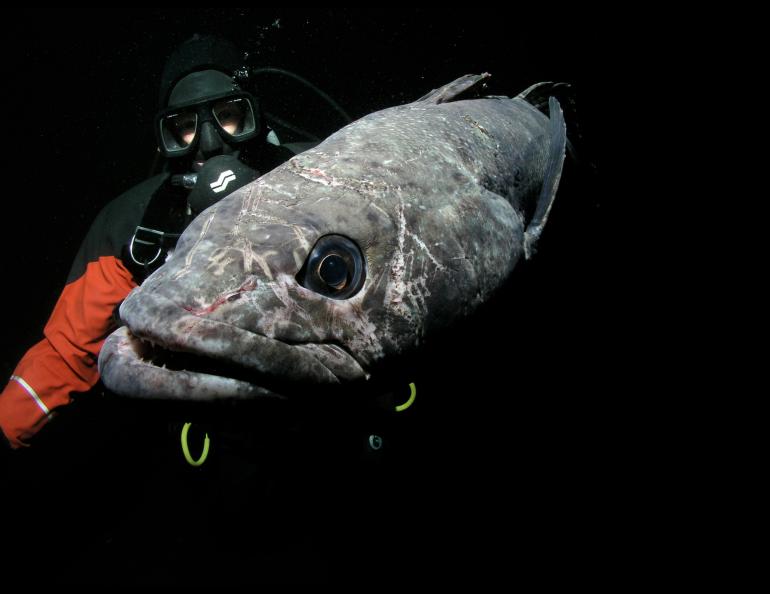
left=123, top=179, right=192, bottom=282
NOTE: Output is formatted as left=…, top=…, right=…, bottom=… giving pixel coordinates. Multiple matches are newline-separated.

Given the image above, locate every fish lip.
left=98, top=326, right=281, bottom=401
left=100, top=292, right=369, bottom=400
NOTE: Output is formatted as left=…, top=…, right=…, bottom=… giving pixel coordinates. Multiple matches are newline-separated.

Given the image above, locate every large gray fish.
left=98, top=73, right=567, bottom=401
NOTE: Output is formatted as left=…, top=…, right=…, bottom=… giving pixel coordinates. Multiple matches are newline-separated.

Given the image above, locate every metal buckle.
left=129, top=226, right=181, bottom=267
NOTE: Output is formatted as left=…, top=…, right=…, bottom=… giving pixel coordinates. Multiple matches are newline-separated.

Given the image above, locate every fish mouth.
left=98, top=295, right=369, bottom=401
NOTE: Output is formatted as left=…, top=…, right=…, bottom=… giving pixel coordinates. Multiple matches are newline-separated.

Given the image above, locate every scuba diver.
left=0, top=34, right=360, bottom=580
left=0, top=34, right=419, bottom=581
left=0, top=34, right=308, bottom=449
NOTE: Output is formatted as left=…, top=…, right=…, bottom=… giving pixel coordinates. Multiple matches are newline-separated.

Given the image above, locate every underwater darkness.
left=1, top=9, right=613, bottom=585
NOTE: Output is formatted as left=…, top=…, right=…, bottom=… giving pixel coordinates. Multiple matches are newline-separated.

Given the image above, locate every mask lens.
left=212, top=97, right=256, bottom=138
left=159, top=111, right=198, bottom=153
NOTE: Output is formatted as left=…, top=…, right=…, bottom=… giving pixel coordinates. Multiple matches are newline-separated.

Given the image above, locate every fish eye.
left=297, top=235, right=365, bottom=299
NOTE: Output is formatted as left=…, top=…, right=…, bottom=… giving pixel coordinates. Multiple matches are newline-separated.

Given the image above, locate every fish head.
left=100, top=147, right=522, bottom=402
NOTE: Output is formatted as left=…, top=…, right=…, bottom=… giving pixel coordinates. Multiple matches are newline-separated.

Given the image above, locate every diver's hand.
left=188, top=155, right=260, bottom=215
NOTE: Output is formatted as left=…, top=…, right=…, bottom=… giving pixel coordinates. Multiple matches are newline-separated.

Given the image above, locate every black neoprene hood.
left=158, top=34, right=241, bottom=109
left=167, top=70, right=238, bottom=107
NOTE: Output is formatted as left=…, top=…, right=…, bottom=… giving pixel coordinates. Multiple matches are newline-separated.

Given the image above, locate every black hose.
left=252, top=67, right=353, bottom=125
left=263, top=111, right=320, bottom=142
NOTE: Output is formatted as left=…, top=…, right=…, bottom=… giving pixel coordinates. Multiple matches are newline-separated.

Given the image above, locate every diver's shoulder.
left=103, top=173, right=169, bottom=214
left=86, top=173, right=169, bottom=239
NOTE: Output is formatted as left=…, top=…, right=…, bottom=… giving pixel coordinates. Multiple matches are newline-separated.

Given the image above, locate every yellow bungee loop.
left=395, top=382, right=416, bottom=412
left=181, top=422, right=210, bottom=466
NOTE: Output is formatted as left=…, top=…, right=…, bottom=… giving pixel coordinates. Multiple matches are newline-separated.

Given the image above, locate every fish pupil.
left=318, top=253, right=348, bottom=289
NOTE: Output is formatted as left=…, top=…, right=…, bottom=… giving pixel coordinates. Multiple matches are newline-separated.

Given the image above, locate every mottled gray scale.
left=99, top=73, right=567, bottom=401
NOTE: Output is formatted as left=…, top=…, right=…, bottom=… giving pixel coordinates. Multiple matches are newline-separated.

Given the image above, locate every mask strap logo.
left=210, top=170, right=236, bottom=194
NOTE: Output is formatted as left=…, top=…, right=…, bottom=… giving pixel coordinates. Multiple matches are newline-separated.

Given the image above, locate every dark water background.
left=0, top=9, right=618, bottom=585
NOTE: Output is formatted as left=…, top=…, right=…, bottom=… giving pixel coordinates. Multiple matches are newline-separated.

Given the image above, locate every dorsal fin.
left=519, top=81, right=579, bottom=162
left=524, top=96, right=567, bottom=259
left=516, top=81, right=570, bottom=113
left=417, top=73, right=492, bottom=104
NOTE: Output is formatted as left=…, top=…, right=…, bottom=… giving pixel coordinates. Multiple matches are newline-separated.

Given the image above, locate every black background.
left=1, top=9, right=619, bottom=585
